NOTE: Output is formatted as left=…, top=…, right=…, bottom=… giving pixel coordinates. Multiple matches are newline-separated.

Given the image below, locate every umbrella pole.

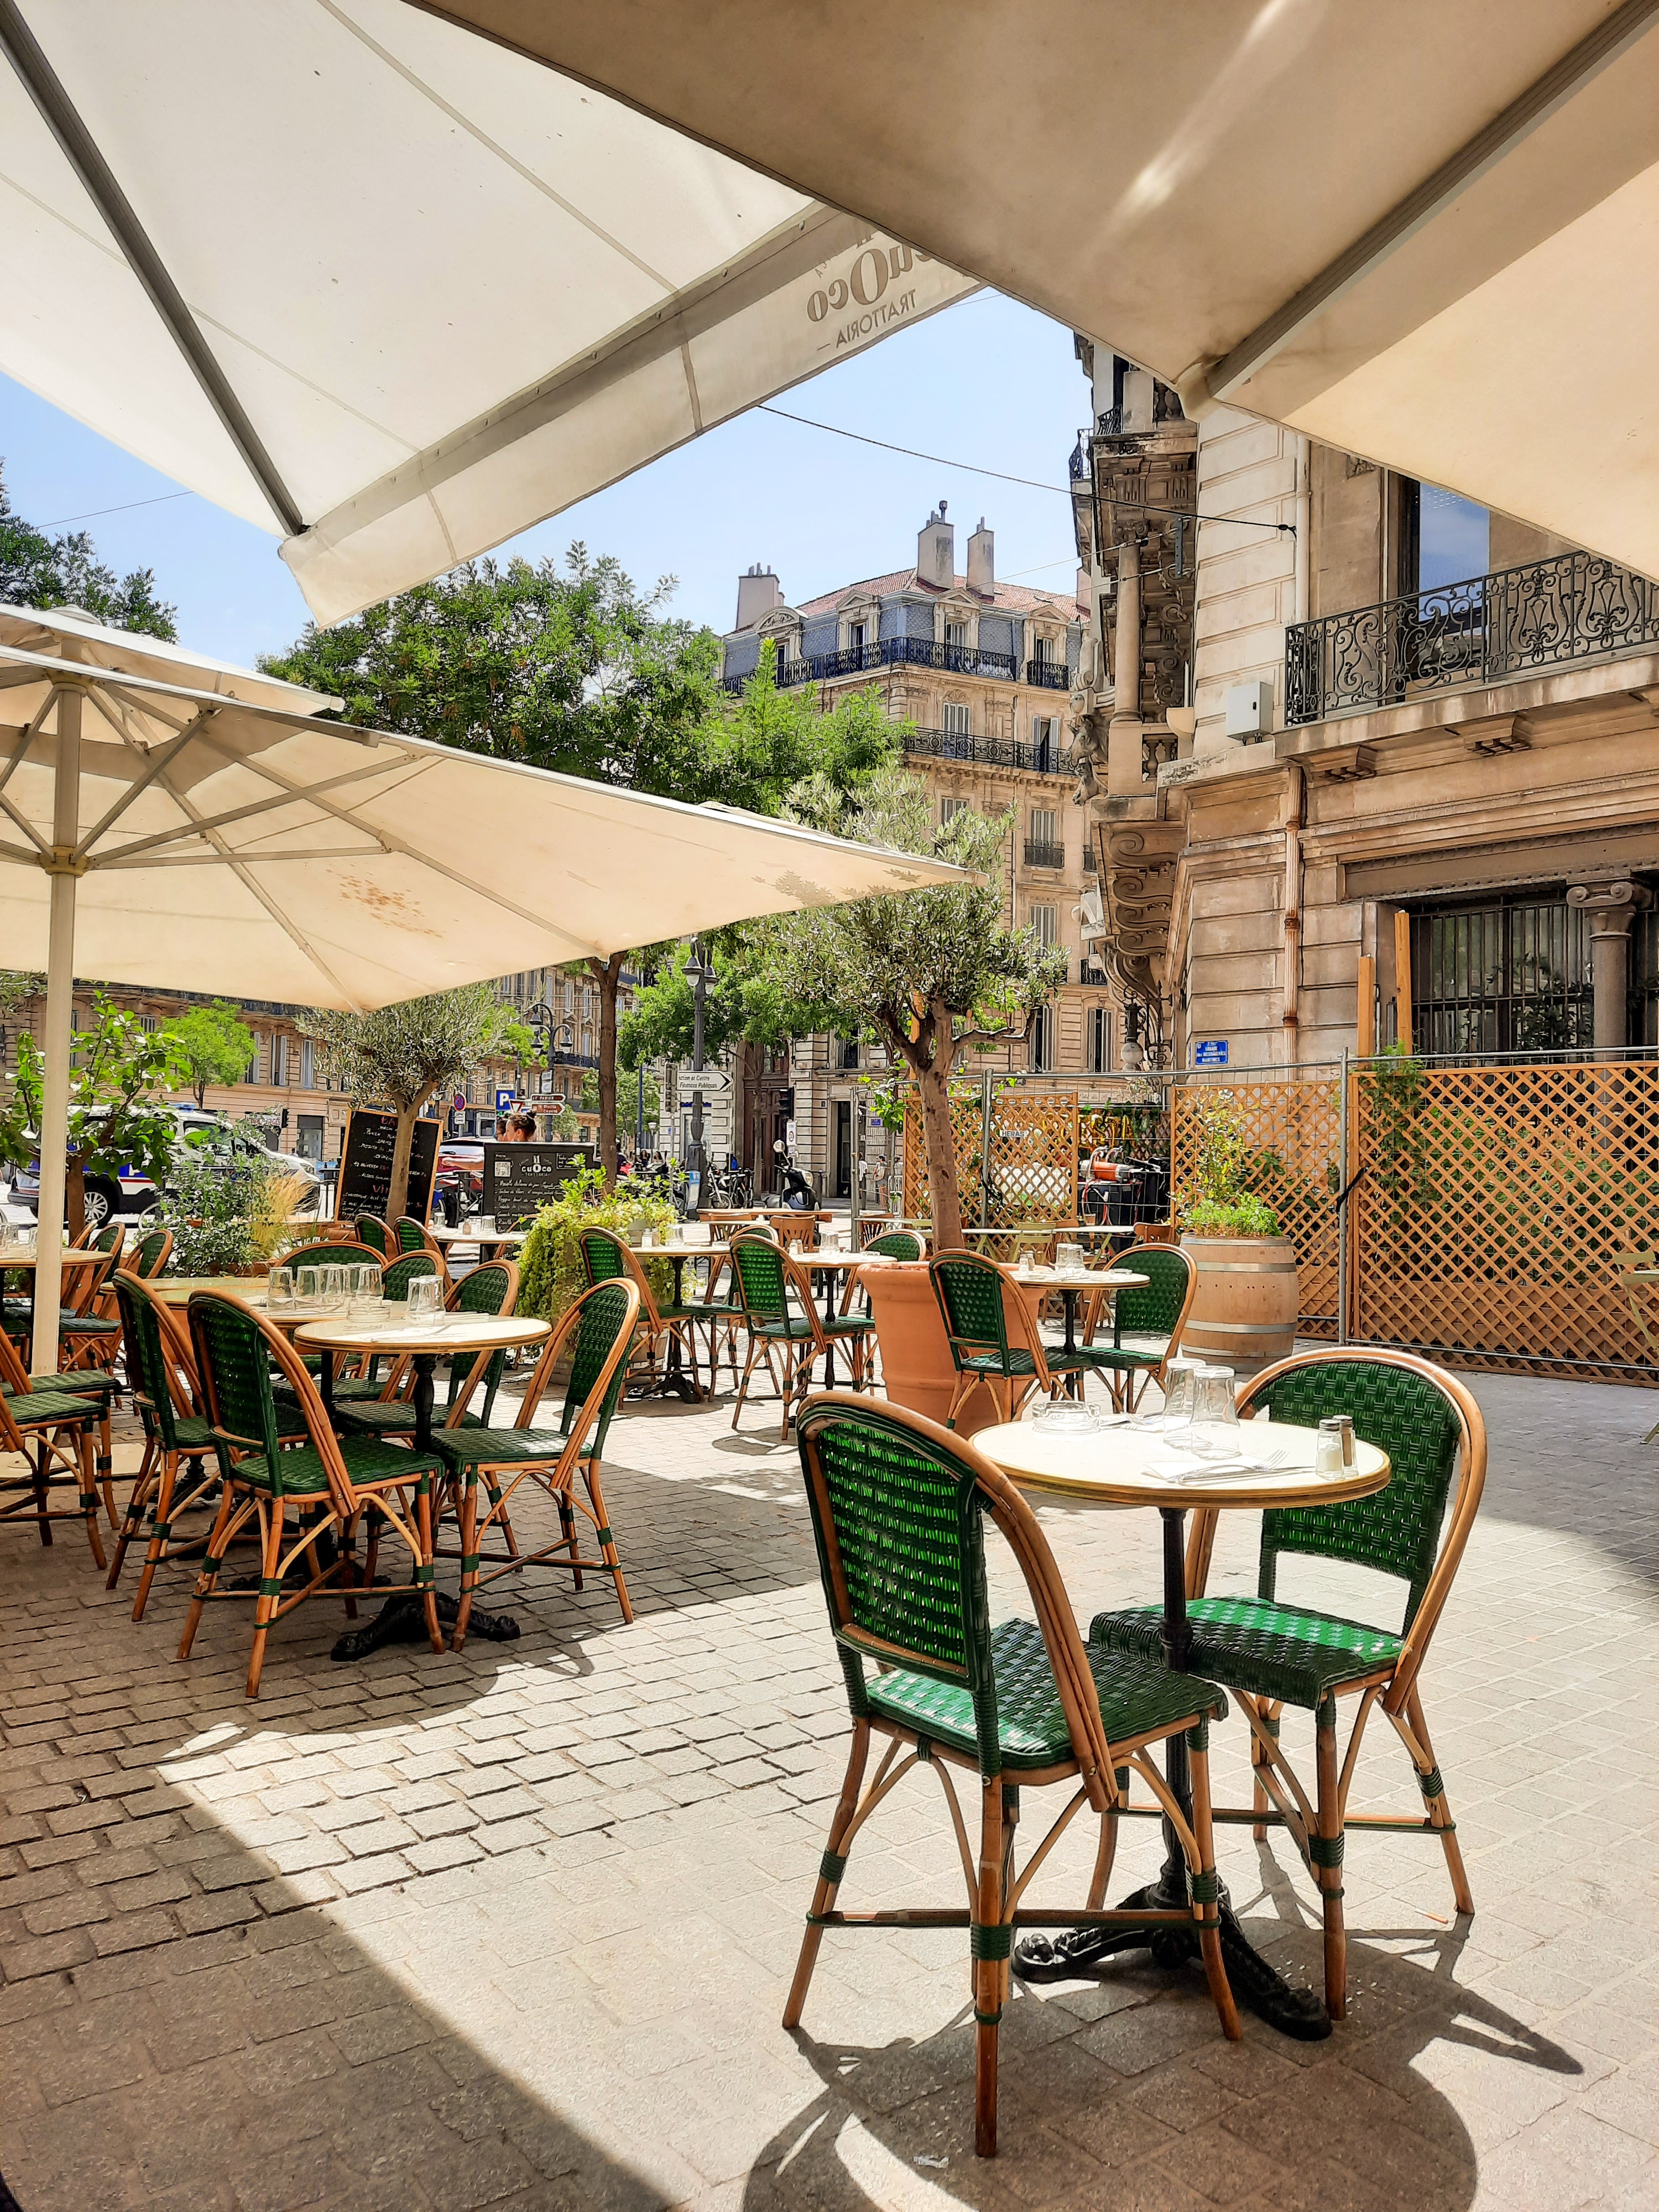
left=30, top=687, right=81, bottom=1379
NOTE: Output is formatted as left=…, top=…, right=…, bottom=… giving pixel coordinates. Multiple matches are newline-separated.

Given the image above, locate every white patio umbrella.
left=0, top=604, right=968, bottom=1370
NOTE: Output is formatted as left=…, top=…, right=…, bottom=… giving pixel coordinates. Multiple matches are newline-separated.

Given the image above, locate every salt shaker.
left=1315, top=1418, right=1345, bottom=1474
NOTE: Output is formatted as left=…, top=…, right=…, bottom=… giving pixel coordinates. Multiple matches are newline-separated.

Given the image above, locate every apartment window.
left=137, top=1014, right=157, bottom=1034
left=272, top=1034, right=288, bottom=1086
left=1033, top=632, right=1056, bottom=668
left=1402, top=480, right=1490, bottom=593
left=1030, top=714, right=1060, bottom=771
left=564, top=977, right=575, bottom=1013
left=941, top=702, right=971, bottom=739
left=940, top=795, right=969, bottom=825
left=1030, top=903, right=1057, bottom=948
left=244, top=1034, right=263, bottom=1083
left=300, top=1038, right=315, bottom=1089
left=1031, top=807, right=1057, bottom=846
left=1087, top=1005, right=1112, bottom=1073
left=945, top=620, right=968, bottom=653
left=848, top=620, right=865, bottom=652
left=1029, top=1005, right=1054, bottom=1072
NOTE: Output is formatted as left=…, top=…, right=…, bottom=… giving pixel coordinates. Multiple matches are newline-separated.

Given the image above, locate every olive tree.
left=767, top=766, right=1067, bottom=1251
left=301, top=985, right=515, bottom=1223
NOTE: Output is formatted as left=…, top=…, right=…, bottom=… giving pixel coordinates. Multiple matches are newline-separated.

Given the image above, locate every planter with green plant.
left=1176, top=1087, right=1299, bottom=1375
left=156, top=1152, right=275, bottom=1278
left=517, top=1168, right=679, bottom=1335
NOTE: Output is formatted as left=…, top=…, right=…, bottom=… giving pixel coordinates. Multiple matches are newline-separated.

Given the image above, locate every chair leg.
left=973, top=1776, right=1008, bottom=2159
left=453, top=1471, right=480, bottom=1651
left=29, top=1436, right=53, bottom=1547
left=1251, top=1698, right=1281, bottom=1841
left=177, top=1483, right=245, bottom=1660
left=246, top=1501, right=283, bottom=1698
left=1187, top=1730, right=1242, bottom=2041
left=1405, top=1686, right=1474, bottom=1917
left=415, top=1478, right=444, bottom=1654
left=108, top=1436, right=158, bottom=1593
left=582, top=1461, right=633, bottom=1624
left=1314, top=1695, right=1347, bottom=2018
left=558, top=1495, right=582, bottom=1589
left=783, top=1721, right=869, bottom=2030
left=76, top=1430, right=105, bottom=1569
left=128, top=1447, right=178, bottom=1619
left=731, top=1338, right=763, bottom=1429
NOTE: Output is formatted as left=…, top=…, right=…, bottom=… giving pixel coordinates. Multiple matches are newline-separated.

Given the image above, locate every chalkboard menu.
left=335, top=1110, right=440, bottom=1225
left=483, top=1141, right=595, bottom=1227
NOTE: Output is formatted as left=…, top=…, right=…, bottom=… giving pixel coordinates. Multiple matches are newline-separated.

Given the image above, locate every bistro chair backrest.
left=520, top=1280, right=640, bottom=1472
left=355, top=1216, right=391, bottom=1256
left=189, top=1291, right=356, bottom=1512
left=931, top=1253, right=1016, bottom=1370
left=795, top=1395, right=1112, bottom=1790
left=124, top=1228, right=173, bottom=1280
left=114, top=1275, right=192, bottom=1456
left=578, top=1226, right=629, bottom=1286
left=395, top=1217, right=430, bottom=1254
left=1240, top=1349, right=1485, bottom=1641
left=441, top=1259, right=519, bottom=1425
left=865, top=1230, right=923, bottom=1262
left=1113, top=1244, right=1196, bottom=1342
left=284, top=1240, right=379, bottom=1274
left=382, top=1252, right=438, bottom=1302
left=729, top=1232, right=793, bottom=1326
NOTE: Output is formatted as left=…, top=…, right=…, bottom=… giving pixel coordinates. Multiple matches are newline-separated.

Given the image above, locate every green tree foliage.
left=0, top=461, right=178, bottom=639
left=764, top=766, right=1068, bottom=1250
left=301, top=985, right=515, bottom=1223
left=515, top=1167, right=676, bottom=1326
left=0, top=994, right=182, bottom=1236
left=160, top=999, right=256, bottom=1108
left=582, top=1062, right=659, bottom=1139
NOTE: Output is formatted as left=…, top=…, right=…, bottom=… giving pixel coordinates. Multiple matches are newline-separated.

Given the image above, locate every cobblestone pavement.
left=2, top=1361, right=1658, bottom=2211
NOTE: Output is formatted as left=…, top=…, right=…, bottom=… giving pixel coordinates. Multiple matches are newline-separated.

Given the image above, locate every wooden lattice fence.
left=1352, top=1057, right=1659, bottom=1379
left=901, top=1086, right=1079, bottom=1232
left=1171, top=1074, right=1342, bottom=1337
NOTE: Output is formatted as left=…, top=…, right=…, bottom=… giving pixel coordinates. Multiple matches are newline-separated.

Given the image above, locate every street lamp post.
left=521, top=1000, right=575, bottom=1124
left=686, top=941, right=709, bottom=1215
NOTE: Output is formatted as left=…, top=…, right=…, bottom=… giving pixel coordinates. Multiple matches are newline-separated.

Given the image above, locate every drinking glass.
left=296, top=1265, right=319, bottom=1306
left=351, top=1264, right=382, bottom=1314
left=408, top=1274, right=442, bottom=1321
left=1141, top=1352, right=1199, bottom=1431
left=16, top=1221, right=35, bottom=1252
left=268, top=1266, right=294, bottom=1312
left=322, top=1264, right=348, bottom=1311
left=479, top=1215, right=495, bottom=1237
left=639, top=1226, right=655, bottom=1249
left=1191, top=1365, right=1239, bottom=1455
left=1057, top=1241, right=1083, bottom=1273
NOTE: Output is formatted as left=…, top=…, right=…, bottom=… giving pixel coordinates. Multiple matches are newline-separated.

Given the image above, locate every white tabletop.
left=294, top=1312, right=548, bottom=1357
left=974, top=1414, right=1389, bottom=1511
left=795, top=1249, right=871, bottom=1270
left=0, top=1245, right=108, bottom=1269
left=1013, top=1266, right=1149, bottom=1290
left=429, top=1224, right=528, bottom=1245
left=633, top=1240, right=721, bottom=1260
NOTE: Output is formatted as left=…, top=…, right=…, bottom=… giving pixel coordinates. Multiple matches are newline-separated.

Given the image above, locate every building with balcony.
left=719, top=509, right=1118, bottom=1198
left=1070, top=343, right=1659, bottom=1068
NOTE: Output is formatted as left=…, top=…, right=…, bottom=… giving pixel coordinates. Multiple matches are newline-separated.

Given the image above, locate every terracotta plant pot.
left=861, top=1260, right=1016, bottom=1439
left=1179, top=1233, right=1299, bottom=1377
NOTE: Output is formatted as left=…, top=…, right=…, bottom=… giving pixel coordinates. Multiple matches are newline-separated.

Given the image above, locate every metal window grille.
left=1410, top=899, right=1594, bottom=1056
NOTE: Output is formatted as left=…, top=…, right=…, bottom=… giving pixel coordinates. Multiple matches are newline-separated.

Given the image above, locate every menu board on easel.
left=335, top=1110, right=440, bottom=1225
left=483, top=1142, right=595, bottom=1227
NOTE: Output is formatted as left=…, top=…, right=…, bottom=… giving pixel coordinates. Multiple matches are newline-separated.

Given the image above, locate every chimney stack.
left=735, top=563, right=781, bottom=630
left=967, top=518, right=994, bottom=597
left=916, top=501, right=954, bottom=589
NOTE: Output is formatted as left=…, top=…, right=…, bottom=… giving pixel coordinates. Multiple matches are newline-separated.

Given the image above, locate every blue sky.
left=0, top=291, right=1087, bottom=667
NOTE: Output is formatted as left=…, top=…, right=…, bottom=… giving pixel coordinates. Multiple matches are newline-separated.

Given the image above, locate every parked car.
left=12, top=1107, right=324, bottom=1229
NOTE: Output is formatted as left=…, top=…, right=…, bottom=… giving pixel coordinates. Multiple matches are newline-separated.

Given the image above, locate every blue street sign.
left=495, top=1088, right=515, bottom=1112
left=1193, top=1040, right=1228, bottom=1067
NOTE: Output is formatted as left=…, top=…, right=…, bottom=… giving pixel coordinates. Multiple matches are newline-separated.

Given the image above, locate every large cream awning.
left=0, top=0, right=974, bottom=626
left=5, top=3, right=1656, bottom=604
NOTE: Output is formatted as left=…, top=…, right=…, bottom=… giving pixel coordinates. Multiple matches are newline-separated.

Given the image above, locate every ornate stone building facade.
left=1071, top=348, right=1659, bottom=1069
left=719, top=508, right=1099, bottom=1197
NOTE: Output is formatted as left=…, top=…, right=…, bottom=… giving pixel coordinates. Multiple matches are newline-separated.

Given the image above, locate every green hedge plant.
left=516, top=1168, right=679, bottom=1327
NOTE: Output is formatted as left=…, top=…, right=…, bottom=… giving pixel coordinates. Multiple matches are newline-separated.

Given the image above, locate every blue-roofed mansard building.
left=719, top=505, right=1113, bottom=1202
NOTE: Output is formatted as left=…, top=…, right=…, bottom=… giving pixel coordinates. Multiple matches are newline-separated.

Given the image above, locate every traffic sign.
left=495, top=1088, right=515, bottom=1111
left=687, top=1068, right=732, bottom=1094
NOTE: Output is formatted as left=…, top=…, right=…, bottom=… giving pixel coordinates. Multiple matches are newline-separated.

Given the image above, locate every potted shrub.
left=156, top=1152, right=274, bottom=1277
left=517, top=1167, right=679, bottom=1363
left=1176, top=1089, right=1298, bottom=1375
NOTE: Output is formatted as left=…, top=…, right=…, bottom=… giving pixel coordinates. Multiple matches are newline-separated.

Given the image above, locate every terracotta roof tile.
left=784, top=569, right=1082, bottom=624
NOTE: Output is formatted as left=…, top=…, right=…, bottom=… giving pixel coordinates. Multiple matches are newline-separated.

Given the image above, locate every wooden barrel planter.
left=1178, top=1233, right=1299, bottom=1377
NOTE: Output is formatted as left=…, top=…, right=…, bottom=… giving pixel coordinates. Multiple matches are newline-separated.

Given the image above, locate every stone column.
left=1566, top=878, right=1651, bottom=1054
left=1105, top=536, right=1144, bottom=795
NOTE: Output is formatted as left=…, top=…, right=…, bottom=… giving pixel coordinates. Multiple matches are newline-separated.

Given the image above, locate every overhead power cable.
left=756, top=402, right=1295, bottom=533
left=43, top=489, right=192, bottom=527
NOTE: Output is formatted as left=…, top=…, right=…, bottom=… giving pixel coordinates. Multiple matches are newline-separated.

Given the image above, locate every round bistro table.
left=430, top=1224, right=529, bottom=1262
left=974, top=1413, right=1389, bottom=2038
left=295, top=1311, right=549, bottom=1452
left=794, top=1249, right=873, bottom=1386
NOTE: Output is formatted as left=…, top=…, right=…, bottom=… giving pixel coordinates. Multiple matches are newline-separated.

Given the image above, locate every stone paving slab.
left=2, top=1365, right=1657, bottom=2209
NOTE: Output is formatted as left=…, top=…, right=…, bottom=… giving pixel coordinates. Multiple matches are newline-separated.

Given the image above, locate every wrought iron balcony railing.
left=1024, top=839, right=1066, bottom=870
left=901, top=727, right=1071, bottom=777
left=722, top=633, right=1024, bottom=693
left=1025, top=657, right=1070, bottom=690
left=1285, top=549, right=1659, bottom=727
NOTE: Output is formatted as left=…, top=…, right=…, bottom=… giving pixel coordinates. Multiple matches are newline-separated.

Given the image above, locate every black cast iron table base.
left=1013, top=1501, right=1332, bottom=2042
left=331, top=1589, right=519, bottom=1662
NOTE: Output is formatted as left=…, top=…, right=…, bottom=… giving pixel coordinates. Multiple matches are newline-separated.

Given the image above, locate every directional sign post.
left=687, top=1067, right=732, bottom=1094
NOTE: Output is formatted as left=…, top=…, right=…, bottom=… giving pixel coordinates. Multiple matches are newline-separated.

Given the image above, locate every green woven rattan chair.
left=107, top=1275, right=264, bottom=1619
left=787, top=1395, right=1239, bottom=2157
left=929, top=1251, right=1085, bottom=1429
left=333, top=1260, right=519, bottom=1439
left=1072, top=1244, right=1197, bottom=1411
left=728, top=1231, right=872, bottom=1437
left=432, top=1277, right=640, bottom=1645
left=355, top=1216, right=392, bottom=1256
left=0, top=1317, right=105, bottom=1564
left=124, top=1227, right=173, bottom=1280
left=1091, top=1347, right=1486, bottom=2018
left=181, top=1290, right=446, bottom=1696
left=863, top=1229, right=924, bottom=1261
left=579, top=1225, right=705, bottom=1394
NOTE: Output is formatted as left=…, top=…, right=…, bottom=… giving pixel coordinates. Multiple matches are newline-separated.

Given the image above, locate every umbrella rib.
left=71, top=707, right=217, bottom=860
left=0, top=683, right=61, bottom=807
left=89, top=759, right=406, bottom=867
left=0, top=785, right=49, bottom=857
left=184, top=724, right=603, bottom=949
left=150, top=758, right=367, bottom=1011
left=96, top=846, right=387, bottom=869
